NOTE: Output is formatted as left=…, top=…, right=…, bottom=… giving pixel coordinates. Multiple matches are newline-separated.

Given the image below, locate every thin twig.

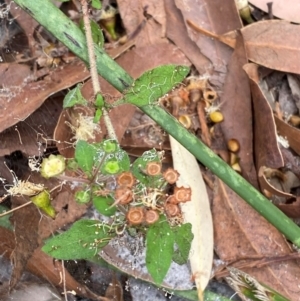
left=80, top=0, right=117, bottom=140
left=0, top=201, right=32, bottom=217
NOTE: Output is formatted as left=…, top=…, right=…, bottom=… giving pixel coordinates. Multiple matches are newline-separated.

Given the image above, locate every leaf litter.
left=2, top=0, right=300, bottom=300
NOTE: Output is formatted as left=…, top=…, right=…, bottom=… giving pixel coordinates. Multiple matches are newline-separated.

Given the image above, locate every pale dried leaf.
left=170, top=136, right=213, bottom=301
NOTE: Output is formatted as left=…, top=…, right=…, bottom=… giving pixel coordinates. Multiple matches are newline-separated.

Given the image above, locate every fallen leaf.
left=188, top=20, right=300, bottom=74
left=275, top=115, right=300, bottom=156
left=9, top=197, right=40, bottom=290
left=219, top=31, right=258, bottom=188
left=243, top=63, right=283, bottom=169
left=212, top=179, right=300, bottom=300
left=170, top=136, right=213, bottom=301
left=0, top=59, right=90, bottom=133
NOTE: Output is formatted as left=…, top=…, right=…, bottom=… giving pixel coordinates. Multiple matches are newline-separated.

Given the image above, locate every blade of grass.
left=14, top=0, right=300, bottom=246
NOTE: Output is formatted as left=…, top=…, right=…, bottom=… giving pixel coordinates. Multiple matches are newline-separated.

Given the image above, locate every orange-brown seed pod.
left=117, top=171, right=135, bottom=188
left=174, top=186, right=192, bottom=203
left=166, top=195, right=179, bottom=204
left=145, top=209, right=160, bottom=225
left=227, top=139, right=240, bottom=153
left=114, top=187, right=133, bottom=205
left=146, top=161, right=162, bottom=176
left=203, top=89, right=217, bottom=103
left=126, top=207, right=145, bottom=225
left=164, top=202, right=181, bottom=217
left=163, top=168, right=180, bottom=184
left=178, top=115, right=192, bottom=129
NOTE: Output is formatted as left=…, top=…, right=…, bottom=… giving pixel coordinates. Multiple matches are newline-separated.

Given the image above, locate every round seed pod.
left=126, top=207, right=145, bottom=225
left=146, top=161, right=162, bottom=176
left=178, top=114, right=192, bottom=129
left=117, top=171, right=135, bottom=188
left=145, top=209, right=160, bottom=225
left=164, top=202, right=181, bottom=217
left=227, top=139, right=240, bottom=153
left=163, top=168, right=180, bottom=184
left=209, top=111, right=224, bottom=123
left=174, top=186, right=192, bottom=203
left=114, top=187, right=133, bottom=205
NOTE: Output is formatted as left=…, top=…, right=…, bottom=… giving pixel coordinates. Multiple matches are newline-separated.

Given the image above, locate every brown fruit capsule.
left=145, top=209, right=160, bottom=224
left=227, top=139, right=240, bottom=153
left=178, top=115, right=192, bottom=129
left=114, top=187, right=133, bottom=205
left=126, top=207, right=145, bottom=225
left=163, top=168, right=180, bottom=184
left=203, top=89, right=217, bottom=103
left=146, top=161, right=162, bottom=176
left=117, top=171, right=135, bottom=188
left=164, top=202, right=181, bottom=217
left=174, top=186, right=192, bottom=203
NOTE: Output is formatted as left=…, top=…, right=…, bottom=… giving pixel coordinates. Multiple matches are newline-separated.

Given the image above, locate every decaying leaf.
left=170, top=136, right=213, bottom=301
left=188, top=19, right=300, bottom=74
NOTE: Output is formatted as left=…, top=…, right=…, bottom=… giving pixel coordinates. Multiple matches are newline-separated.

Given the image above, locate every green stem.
left=14, top=0, right=300, bottom=246
left=139, top=105, right=300, bottom=247
left=13, top=0, right=133, bottom=91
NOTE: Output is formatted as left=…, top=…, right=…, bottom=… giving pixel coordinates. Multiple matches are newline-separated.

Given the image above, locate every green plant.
left=9, top=0, right=300, bottom=299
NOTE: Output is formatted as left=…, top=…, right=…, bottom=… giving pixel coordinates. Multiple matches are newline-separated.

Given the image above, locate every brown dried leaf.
left=188, top=20, right=300, bottom=73
left=0, top=95, right=63, bottom=156
left=219, top=31, right=258, bottom=187
left=163, top=0, right=211, bottom=74
left=213, top=179, right=300, bottom=300
left=9, top=197, right=40, bottom=290
left=0, top=59, right=90, bottom=133
left=175, top=0, right=241, bottom=82
left=243, top=63, right=283, bottom=169
left=275, top=115, right=300, bottom=156
left=277, top=197, right=300, bottom=218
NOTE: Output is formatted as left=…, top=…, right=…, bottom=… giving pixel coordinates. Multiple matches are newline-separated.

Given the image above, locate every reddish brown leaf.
left=243, top=63, right=283, bottom=169
left=219, top=31, right=258, bottom=188
left=0, top=59, right=90, bottom=133
left=9, top=198, right=40, bottom=290
left=188, top=20, right=300, bottom=74
left=213, top=179, right=300, bottom=300
left=275, top=115, right=300, bottom=156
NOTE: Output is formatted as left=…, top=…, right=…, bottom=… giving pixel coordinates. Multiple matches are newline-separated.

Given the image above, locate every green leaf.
left=91, top=0, right=102, bottom=9
left=95, top=93, right=104, bottom=108
left=75, top=189, right=91, bottom=204
left=94, top=140, right=130, bottom=175
left=93, top=195, right=117, bottom=216
left=63, top=85, right=87, bottom=108
left=146, top=220, right=174, bottom=284
left=116, top=65, right=190, bottom=106
left=172, top=223, right=194, bottom=265
left=79, top=19, right=104, bottom=47
left=93, top=108, right=103, bottom=123
left=42, top=219, right=115, bottom=260
left=75, top=140, right=97, bottom=175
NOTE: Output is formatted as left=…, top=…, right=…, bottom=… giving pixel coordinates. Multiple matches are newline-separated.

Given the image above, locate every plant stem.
left=79, top=0, right=117, bottom=140
left=139, top=105, right=300, bottom=247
